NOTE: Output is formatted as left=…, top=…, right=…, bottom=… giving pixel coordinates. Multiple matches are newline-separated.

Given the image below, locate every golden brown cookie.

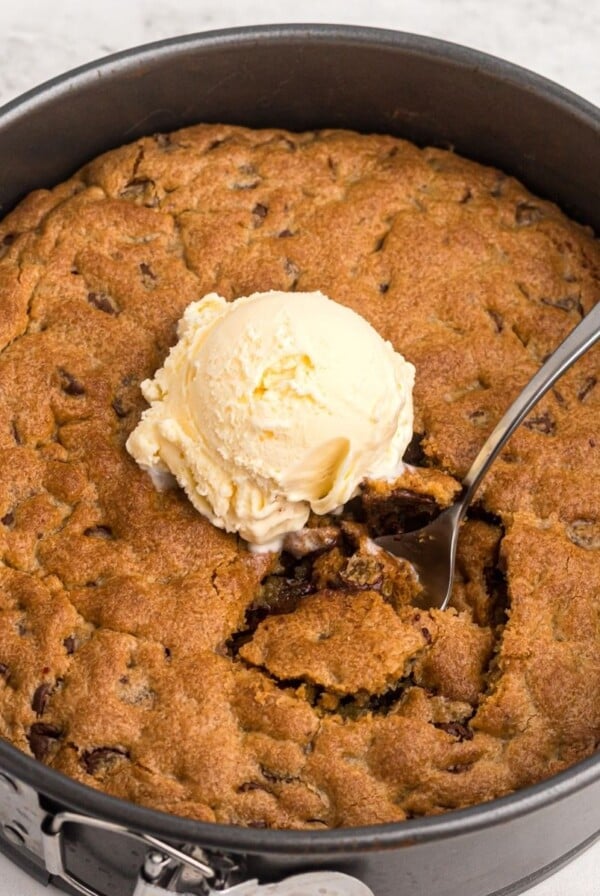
left=0, top=124, right=599, bottom=828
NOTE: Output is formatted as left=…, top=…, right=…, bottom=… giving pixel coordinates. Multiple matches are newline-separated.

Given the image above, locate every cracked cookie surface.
left=0, top=123, right=599, bottom=828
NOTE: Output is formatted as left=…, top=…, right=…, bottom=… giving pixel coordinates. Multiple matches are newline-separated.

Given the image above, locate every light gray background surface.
left=0, top=1, right=599, bottom=894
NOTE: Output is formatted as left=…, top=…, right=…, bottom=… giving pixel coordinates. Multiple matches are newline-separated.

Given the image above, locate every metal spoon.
left=374, top=301, right=600, bottom=610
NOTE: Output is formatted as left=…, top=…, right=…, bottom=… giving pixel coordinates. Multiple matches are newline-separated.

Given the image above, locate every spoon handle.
left=461, top=301, right=600, bottom=512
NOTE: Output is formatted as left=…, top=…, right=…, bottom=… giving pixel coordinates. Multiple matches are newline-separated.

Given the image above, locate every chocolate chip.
left=64, top=636, right=77, bottom=655
left=164, top=646, right=172, bottom=661
left=515, top=202, right=544, bottom=226
left=421, top=627, right=432, bottom=644
left=28, top=723, right=61, bottom=760
left=112, top=397, right=129, bottom=418
left=459, top=187, right=473, bottom=204
left=82, top=746, right=129, bottom=775
left=1, top=511, right=14, bottom=527
left=577, top=376, right=597, bottom=402
left=140, top=262, right=157, bottom=281
left=0, top=663, right=9, bottom=680
left=83, top=525, right=113, bottom=538
left=58, top=369, right=85, bottom=396
left=379, top=282, right=390, bottom=294
left=487, top=308, right=504, bottom=332
left=32, top=683, right=52, bottom=716
left=88, top=291, right=118, bottom=315
left=540, top=295, right=584, bottom=315
left=252, top=203, right=268, bottom=225
left=402, top=432, right=427, bottom=466
left=278, top=228, right=294, bottom=238
left=434, top=721, right=474, bottom=741
left=0, top=233, right=16, bottom=260
left=523, top=412, right=556, bottom=435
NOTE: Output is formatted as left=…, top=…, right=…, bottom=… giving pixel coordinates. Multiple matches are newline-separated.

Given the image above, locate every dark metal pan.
left=0, top=24, right=599, bottom=896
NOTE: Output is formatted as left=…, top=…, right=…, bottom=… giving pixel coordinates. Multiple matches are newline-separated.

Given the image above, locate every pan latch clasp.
left=42, top=810, right=225, bottom=895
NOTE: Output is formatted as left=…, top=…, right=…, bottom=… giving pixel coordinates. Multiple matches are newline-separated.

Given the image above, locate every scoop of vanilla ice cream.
left=126, top=290, right=415, bottom=549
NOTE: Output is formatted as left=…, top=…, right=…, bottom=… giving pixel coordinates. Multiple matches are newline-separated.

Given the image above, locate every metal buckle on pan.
left=42, top=810, right=375, bottom=896
left=42, top=811, right=222, bottom=895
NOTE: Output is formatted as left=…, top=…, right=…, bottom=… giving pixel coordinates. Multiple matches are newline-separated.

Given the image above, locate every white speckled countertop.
left=0, top=1, right=598, bottom=895
left=1, top=0, right=600, bottom=107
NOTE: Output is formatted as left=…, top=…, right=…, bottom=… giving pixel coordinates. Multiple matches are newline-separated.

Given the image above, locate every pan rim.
left=0, top=23, right=598, bottom=127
